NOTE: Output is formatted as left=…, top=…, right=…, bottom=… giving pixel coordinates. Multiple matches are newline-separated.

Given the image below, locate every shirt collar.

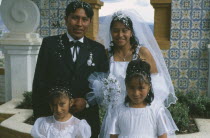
left=66, top=32, right=84, bottom=43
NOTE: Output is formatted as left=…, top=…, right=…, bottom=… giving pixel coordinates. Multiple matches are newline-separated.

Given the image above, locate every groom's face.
left=65, top=8, right=91, bottom=40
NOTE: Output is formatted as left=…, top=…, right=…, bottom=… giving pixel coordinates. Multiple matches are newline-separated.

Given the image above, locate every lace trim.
left=44, top=116, right=80, bottom=137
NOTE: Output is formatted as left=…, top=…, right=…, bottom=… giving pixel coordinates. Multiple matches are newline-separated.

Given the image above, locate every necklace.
left=116, top=51, right=132, bottom=61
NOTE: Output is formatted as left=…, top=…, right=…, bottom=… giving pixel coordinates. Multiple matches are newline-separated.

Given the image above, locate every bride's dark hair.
left=125, top=59, right=154, bottom=105
left=109, top=12, right=139, bottom=54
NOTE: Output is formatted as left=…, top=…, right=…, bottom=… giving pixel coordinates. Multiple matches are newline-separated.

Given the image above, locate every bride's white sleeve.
left=31, top=117, right=47, bottom=138
left=76, top=120, right=91, bottom=138
left=157, top=107, right=179, bottom=137
left=108, top=106, right=120, bottom=135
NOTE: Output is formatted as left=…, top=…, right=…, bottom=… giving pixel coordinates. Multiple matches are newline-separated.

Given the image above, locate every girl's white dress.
left=109, top=101, right=178, bottom=138
left=31, top=115, right=91, bottom=138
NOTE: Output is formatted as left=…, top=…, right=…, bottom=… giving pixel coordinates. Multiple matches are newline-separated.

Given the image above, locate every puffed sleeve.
left=31, top=117, right=47, bottom=138
left=76, top=120, right=91, bottom=138
left=157, top=107, right=179, bottom=137
left=108, top=106, right=120, bottom=135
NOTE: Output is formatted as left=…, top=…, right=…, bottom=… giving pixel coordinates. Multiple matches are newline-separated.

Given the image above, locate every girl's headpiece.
left=126, top=59, right=151, bottom=82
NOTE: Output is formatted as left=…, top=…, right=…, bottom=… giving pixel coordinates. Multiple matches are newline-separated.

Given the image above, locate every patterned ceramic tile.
left=199, top=70, right=208, bottom=78
left=170, top=59, right=179, bottom=68
left=178, top=78, right=188, bottom=88
left=171, top=21, right=181, bottom=29
left=203, top=0, right=210, bottom=9
left=171, top=40, right=180, bottom=48
left=173, top=1, right=181, bottom=9
left=171, top=30, right=181, bottom=39
left=181, top=20, right=191, bottom=29
left=172, top=10, right=181, bottom=19
left=181, top=30, right=190, bottom=39
left=180, top=50, right=189, bottom=58
left=201, top=30, right=210, bottom=39
left=162, top=50, right=169, bottom=58
left=199, top=78, right=208, bottom=89
left=189, top=49, right=200, bottom=59
left=202, top=11, right=210, bottom=19
left=181, top=10, right=191, bottom=19
left=189, top=69, right=199, bottom=79
left=180, top=40, right=190, bottom=49
left=191, top=30, right=201, bottom=39
left=190, top=60, right=199, bottom=68
left=179, top=69, right=188, bottom=78
left=169, top=49, right=180, bottom=59
left=193, top=0, right=202, bottom=9
left=190, top=40, right=200, bottom=49
left=199, top=59, right=208, bottom=69
left=188, top=80, right=198, bottom=89
left=200, top=50, right=208, bottom=59
left=192, top=10, right=202, bottom=19
left=169, top=68, right=179, bottom=78
left=192, top=21, right=201, bottom=29
left=179, top=59, right=189, bottom=69
left=181, top=0, right=191, bottom=9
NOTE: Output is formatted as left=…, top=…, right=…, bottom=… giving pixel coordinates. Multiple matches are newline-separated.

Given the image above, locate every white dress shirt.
left=66, top=32, right=84, bottom=62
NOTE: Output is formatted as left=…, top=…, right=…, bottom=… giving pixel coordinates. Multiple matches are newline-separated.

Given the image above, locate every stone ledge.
left=0, top=98, right=33, bottom=136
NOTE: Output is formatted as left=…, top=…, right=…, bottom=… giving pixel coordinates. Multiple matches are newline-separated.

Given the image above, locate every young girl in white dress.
left=109, top=59, right=178, bottom=138
left=31, top=86, right=91, bottom=138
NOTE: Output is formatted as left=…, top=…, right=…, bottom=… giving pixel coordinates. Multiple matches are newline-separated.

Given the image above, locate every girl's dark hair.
left=65, top=1, right=94, bottom=19
left=48, top=86, right=72, bottom=104
left=109, top=12, right=139, bottom=54
left=125, top=59, right=154, bottom=105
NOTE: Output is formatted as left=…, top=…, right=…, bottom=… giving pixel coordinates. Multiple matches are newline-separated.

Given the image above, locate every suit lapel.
left=75, top=37, right=90, bottom=69
left=62, top=33, right=74, bottom=71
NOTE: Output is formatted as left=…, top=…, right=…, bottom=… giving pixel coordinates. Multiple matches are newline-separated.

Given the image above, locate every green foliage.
left=168, top=102, right=190, bottom=132
left=176, top=92, right=210, bottom=118
left=18, top=91, right=32, bottom=109
left=169, top=91, right=210, bottom=133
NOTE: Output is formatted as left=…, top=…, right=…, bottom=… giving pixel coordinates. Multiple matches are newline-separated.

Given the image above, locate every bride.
left=87, top=9, right=177, bottom=138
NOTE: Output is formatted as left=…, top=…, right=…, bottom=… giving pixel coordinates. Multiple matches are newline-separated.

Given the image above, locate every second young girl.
left=31, top=86, right=91, bottom=138
left=109, top=59, right=178, bottom=138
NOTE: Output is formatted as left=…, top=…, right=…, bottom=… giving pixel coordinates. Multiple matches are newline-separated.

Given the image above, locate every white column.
left=0, top=0, right=41, bottom=101
left=0, top=33, right=41, bottom=101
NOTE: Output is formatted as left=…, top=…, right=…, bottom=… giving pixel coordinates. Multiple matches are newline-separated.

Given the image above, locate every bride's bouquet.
left=87, top=72, right=123, bottom=109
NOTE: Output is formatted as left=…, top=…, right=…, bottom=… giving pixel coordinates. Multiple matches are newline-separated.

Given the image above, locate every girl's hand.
left=71, top=98, right=86, bottom=113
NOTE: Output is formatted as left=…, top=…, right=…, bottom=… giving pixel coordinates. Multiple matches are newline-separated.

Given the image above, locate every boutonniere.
left=87, top=52, right=95, bottom=66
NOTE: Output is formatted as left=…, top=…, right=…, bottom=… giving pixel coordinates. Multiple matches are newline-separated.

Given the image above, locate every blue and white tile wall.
left=169, top=0, right=210, bottom=94
left=32, top=0, right=74, bottom=37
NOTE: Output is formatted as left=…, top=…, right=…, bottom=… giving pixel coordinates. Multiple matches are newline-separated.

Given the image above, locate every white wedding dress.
left=89, top=9, right=178, bottom=138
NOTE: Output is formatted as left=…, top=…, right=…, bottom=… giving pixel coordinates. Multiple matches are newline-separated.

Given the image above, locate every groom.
left=32, top=1, right=109, bottom=137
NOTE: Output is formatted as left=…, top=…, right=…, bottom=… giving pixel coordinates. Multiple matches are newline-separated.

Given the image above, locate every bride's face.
left=111, top=21, right=132, bottom=47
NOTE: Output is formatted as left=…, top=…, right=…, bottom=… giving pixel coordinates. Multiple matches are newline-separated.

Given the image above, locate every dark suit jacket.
left=32, top=33, right=109, bottom=137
